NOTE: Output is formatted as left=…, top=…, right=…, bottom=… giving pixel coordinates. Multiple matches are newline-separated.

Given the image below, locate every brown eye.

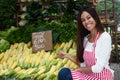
left=87, top=16, right=91, bottom=20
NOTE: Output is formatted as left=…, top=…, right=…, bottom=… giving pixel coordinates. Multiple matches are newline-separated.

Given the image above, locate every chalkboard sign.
left=32, top=30, right=53, bottom=53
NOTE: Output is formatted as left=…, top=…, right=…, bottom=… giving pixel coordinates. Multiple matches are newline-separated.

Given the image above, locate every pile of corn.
left=0, top=40, right=78, bottom=80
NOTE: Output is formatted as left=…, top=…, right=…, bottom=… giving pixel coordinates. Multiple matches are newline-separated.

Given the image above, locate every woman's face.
left=81, top=11, right=96, bottom=32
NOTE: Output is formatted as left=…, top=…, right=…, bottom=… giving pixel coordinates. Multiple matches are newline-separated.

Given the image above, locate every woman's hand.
left=57, top=52, right=68, bottom=59
left=57, top=51, right=80, bottom=66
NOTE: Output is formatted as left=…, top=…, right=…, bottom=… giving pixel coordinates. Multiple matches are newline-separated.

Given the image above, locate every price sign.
left=32, top=30, right=53, bottom=53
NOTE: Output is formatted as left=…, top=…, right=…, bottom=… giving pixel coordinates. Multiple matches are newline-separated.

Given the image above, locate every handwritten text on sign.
left=32, top=30, right=53, bottom=52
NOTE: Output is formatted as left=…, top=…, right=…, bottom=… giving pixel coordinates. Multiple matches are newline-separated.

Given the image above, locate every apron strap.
left=93, top=32, right=99, bottom=47
left=93, top=32, right=99, bottom=62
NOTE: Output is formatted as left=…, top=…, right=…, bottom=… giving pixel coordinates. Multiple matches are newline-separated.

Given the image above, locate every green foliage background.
left=96, top=0, right=120, bottom=21
left=0, top=0, right=120, bottom=53
left=0, top=0, right=18, bottom=29
left=0, top=0, right=90, bottom=44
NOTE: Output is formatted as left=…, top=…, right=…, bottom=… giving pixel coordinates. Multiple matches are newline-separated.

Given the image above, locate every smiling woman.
left=57, top=6, right=114, bottom=80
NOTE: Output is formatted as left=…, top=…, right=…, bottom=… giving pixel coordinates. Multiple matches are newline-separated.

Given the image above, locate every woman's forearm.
left=66, top=53, right=80, bottom=67
left=57, top=51, right=80, bottom=67
left=75, top=67, right=92, bottom=73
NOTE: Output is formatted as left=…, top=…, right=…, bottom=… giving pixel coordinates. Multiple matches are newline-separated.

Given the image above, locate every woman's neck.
left=89, top=29, right=97, bottom=42
left=91, top=31, right=97, bottom=38
left=91, top=29, right=97, bottom=38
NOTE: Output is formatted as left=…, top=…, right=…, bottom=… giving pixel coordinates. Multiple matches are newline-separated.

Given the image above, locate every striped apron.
left=71, top=33, right=113, bottom=80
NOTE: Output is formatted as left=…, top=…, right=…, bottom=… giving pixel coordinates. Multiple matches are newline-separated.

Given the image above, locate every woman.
left=57, top=6, right=114, bottom=80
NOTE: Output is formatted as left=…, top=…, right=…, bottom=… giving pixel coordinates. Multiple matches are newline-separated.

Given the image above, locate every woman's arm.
left=66, top=53, right=80, bottom=66
left=91, top=32, right=112, bottom=73
left=75, top=67, right=92, bottom=73
left=57, top=52, right=80, bottom=66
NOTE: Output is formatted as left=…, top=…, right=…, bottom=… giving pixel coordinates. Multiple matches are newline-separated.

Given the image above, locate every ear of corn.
left=11, top=61, right=18, bottom=69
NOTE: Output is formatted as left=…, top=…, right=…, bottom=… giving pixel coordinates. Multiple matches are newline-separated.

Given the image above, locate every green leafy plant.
left=96, top=1, right=113, bottom=11
left=0, top=0, right=18, bottom=30
left=0, top=39, right=10, bottom=53
left=115, top=2, right=120, bottom=21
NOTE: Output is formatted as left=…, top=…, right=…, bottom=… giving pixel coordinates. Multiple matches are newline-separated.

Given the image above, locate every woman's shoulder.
left=84, top=34, right=90, bottom=39
left=99, top=31, right=111, bottom=41
left=100, top=31, right=111, bottom=38
left=84, top=34, right=90, bottom=41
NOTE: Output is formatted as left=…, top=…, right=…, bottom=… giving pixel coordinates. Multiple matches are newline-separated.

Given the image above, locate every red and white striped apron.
left=71, top=33, right=113, bottom=80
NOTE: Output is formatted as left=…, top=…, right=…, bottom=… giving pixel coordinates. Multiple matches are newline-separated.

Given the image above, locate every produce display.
left=0, top=40, right=78, bottom=80
left=0, top=39, right=10, bottom=53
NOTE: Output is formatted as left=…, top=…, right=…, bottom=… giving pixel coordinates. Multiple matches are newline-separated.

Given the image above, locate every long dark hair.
left=76, top=6, right=104, bottom=62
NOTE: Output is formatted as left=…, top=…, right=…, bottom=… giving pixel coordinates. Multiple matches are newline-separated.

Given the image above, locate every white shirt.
left=80, top=32, right=114, bottom=75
